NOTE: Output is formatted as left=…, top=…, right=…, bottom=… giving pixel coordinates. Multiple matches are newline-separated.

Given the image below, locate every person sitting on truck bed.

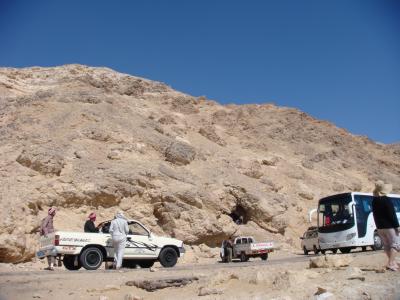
left=84, top=212, right=99, bottom=233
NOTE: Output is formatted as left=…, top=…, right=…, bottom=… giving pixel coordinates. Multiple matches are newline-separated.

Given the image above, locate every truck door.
left=125, top=222, right=158, bottom=259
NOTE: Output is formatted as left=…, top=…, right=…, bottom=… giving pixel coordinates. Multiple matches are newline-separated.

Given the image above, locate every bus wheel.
left=332, top=249, right=338, bottom=254
left=339, top=247, right=351, bottom=254
left=372, top=232, right=383, bottom=250
left=303, top=247, right=309, bottom=255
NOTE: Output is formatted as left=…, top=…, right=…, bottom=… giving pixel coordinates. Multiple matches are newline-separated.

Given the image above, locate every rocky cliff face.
left=0, top=65, right=399, bottom=262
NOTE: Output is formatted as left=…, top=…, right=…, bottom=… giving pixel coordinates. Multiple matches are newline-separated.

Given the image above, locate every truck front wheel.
left=159, top=247, right=178, bottom=267
left=63, top=255, right=81, bottom=270
left=80, top=247, right=104, bottom=270
left=261, top=253, right=268, bottom=261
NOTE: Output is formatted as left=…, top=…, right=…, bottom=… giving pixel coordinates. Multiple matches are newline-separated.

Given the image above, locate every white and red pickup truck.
left=220, top=236, right=274, bottom=262
left=37, top=219, right=185, bottom=270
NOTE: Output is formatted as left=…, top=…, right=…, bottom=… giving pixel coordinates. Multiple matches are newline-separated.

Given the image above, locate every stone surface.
left=0, top=65, right=399, bottom=262
left=310, top=255, right=353, bottom=268
left=126, top=276, right=199, bottom=291
left=198, top=286, right=224, bottom=296
left=124, top=294, right=143, bottom=300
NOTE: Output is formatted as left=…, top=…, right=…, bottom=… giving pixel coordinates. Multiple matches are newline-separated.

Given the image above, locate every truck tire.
left=303, top=247, right=309, bottom=255
left=159, top=247, right=178, bottom=267
left=331, top=248, right=338, bottom=254
left=80, top=247, right=104, bottom=270
left=371, top=232, right=383, bottom=251
left=240, top=252, right=248, bottom=262
left=63, top=255, right=81, bottom=270
left=313, top=245, right=319, bottom=254
left=261, top=253, right=268, bottom=261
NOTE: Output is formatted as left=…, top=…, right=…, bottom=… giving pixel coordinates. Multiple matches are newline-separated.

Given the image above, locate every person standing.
left=109, top=211, right=129, bottom=269
left=84, top=212, right=99, bottom=233
left=372, top=180, right=400, bottom=271
left=40, top=207, right=57, bottom=271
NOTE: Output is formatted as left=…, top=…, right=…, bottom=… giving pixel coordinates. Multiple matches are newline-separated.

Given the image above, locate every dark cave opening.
left=229, top=205, right=248, bottom=225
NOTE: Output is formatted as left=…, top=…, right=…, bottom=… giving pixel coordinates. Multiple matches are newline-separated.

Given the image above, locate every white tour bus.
left=317, top=192, right=400, bottom=254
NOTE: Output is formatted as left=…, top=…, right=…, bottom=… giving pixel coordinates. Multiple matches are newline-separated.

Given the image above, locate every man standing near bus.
left=372, top=181, right=400, bottom=271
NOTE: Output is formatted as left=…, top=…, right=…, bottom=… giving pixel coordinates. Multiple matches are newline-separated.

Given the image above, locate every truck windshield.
left=318, top=193, right=355, bottom=233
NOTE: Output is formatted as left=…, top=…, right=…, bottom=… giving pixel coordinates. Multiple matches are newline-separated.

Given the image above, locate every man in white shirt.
left=109, top=211, right=129, bottom=269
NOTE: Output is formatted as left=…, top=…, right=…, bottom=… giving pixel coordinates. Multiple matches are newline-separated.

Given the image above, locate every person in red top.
left=40, top=207, right=57, bottom=270
left=372, top=181, right=399, bottom=271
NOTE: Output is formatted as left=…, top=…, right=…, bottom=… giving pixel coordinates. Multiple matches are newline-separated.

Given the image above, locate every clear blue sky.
left=1, top=0, right=399, bottom=143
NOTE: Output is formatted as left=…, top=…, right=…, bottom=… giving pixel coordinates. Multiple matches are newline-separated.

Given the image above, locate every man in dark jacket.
left=84, top=212, right=99, bottom=233
left=372, top=181, right=399, bottom=271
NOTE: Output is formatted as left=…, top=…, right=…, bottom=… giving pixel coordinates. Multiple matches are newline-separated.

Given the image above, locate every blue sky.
left=1, top=1, right=399, bottom=143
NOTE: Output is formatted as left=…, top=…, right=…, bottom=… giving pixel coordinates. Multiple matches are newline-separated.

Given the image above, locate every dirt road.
left=1, top=251, right=399, bottom=300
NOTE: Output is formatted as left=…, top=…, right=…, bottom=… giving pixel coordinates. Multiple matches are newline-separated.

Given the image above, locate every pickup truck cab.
left=220, top=236, right=274, bottom=262
left=37, top=219, right=185, bottom=270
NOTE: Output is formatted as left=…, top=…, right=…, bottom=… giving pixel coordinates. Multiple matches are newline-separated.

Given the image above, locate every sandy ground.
left=0, top=250, right=399, bottom=300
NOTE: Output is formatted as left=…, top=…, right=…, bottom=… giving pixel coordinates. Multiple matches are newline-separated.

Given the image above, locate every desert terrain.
left=0, top=65, right=399, bottom=299
left=0, top=249, right=399, bottom=300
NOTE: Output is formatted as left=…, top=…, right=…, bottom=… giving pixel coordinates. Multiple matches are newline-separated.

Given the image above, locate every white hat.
left=373, top=180, right=392, bottom=197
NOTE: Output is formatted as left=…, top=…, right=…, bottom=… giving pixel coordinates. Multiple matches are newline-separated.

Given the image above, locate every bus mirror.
left=308, top=209, right=317, bottom=223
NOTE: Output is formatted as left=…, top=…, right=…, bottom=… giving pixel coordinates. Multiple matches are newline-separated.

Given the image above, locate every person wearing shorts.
left=372, top=181, right=400, bottom=271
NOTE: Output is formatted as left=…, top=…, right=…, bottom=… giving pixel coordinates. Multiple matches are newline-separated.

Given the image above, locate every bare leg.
left=388, top=248, right=398, bottom=269
left=46, top=256, right=55, bottom=270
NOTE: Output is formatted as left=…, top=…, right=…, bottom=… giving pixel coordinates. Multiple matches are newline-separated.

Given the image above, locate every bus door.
left=353, top=195, right=373, bottom=240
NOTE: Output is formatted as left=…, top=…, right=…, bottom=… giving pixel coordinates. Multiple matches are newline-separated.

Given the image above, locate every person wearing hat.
left=109, top=211, right=129, bottom=269
left=40, top=207, right=57, bottom=270
left=372, top=180, right=400, bottom=271
left=84, top=212, right=99, bottom=233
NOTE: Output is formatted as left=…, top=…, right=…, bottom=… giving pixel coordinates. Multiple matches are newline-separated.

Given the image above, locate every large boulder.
left=310, top=254, right=353, bottom=268
left=164, top=141, right=196, bottom=165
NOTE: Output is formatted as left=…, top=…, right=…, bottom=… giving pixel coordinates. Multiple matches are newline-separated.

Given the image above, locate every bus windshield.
left=318, top=194, right=355, bottom=233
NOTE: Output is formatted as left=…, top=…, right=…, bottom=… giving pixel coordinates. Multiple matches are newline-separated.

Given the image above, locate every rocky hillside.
left=0, top=65, right=399, bottom=263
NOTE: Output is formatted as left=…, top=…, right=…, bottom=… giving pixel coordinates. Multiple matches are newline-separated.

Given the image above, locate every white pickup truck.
left=220, top=236, right=274, bottom=262
left=37, top=219, right=185, bottom=270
